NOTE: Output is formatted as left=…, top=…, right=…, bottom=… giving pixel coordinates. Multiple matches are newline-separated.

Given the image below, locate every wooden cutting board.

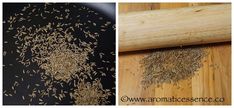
left=118, top=3, right=231, bottom=105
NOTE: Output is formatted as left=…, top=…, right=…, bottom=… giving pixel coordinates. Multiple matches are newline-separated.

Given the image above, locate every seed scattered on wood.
left=140, top=46, right=206, bottom=89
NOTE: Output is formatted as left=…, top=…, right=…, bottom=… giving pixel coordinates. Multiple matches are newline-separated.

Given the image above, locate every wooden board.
left=118, top=3, right=231, bottom=105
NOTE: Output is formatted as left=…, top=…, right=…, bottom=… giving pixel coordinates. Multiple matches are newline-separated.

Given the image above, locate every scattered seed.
left=140, top=46, right=206, bottom=89
left=4, top=3, right=115, bottom=105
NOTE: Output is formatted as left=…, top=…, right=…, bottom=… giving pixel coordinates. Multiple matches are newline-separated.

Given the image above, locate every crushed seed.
left=140, top=46, right=206, bottom=89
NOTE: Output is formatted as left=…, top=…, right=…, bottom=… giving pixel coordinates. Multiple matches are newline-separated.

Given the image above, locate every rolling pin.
left=119, top=4, right=231, bottom=52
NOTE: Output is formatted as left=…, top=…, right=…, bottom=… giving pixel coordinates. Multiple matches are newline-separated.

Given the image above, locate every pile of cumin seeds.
left=15, top=22, right=94, bottom=82
left=40, top=48, right=89, bottom=82
left=4, top=3, right=115, bottom=105
left=73, top=79, right=112, bottom=105
left=140, top=46, right=206, bottom=89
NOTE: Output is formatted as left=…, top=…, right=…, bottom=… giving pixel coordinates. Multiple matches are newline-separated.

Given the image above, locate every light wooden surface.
left=118, top=3, right=231, bottom=105
left=119, top=4, right=231, bottom=52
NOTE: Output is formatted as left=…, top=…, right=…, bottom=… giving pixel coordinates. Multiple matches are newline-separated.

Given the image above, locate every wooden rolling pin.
left=119, top=4, right=231, bottom=52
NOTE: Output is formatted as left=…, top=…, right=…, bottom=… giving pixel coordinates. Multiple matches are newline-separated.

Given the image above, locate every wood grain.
left=119, top=4, right=231, bottom=52
left=119, top=3, right=160, bottom=13
left=118, top=3, right=231, bottom=105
